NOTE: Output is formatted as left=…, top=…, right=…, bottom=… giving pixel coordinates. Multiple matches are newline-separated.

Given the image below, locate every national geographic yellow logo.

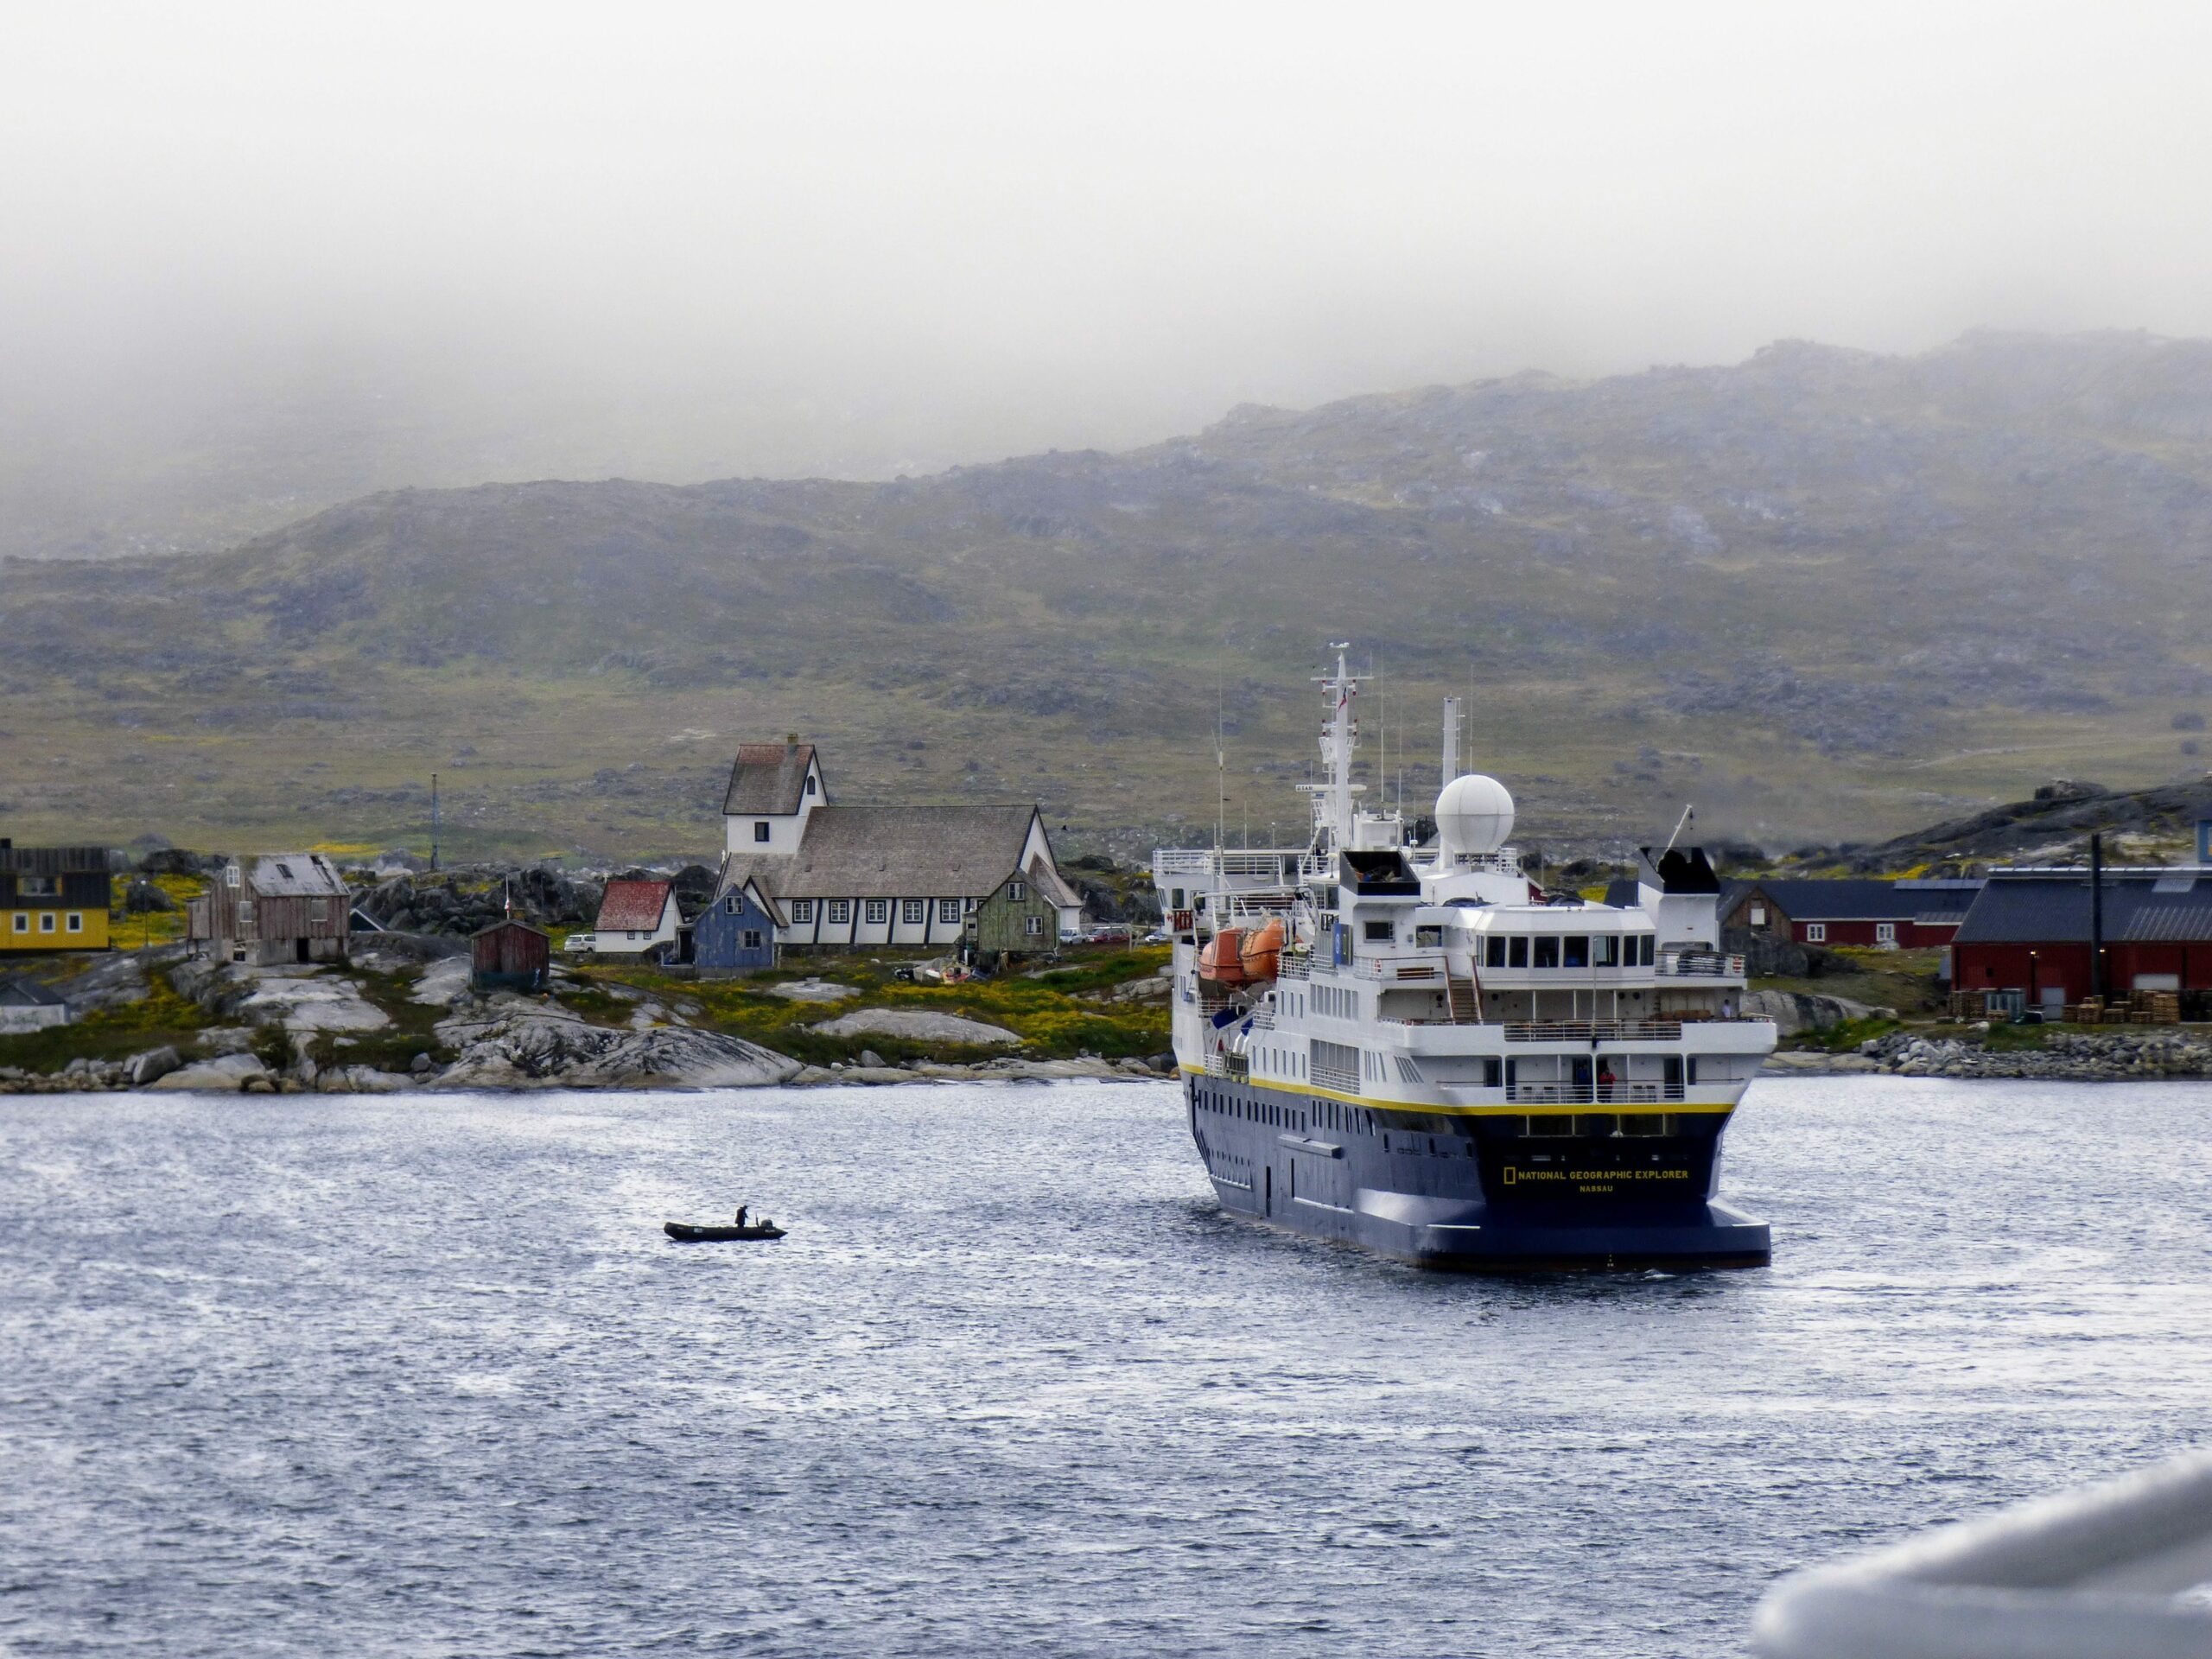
left=1500, top=1166, right=1689, bottom=1185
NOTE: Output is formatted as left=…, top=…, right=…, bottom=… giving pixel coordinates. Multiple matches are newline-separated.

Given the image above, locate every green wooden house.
left=968, top=858, right=1082, bottom=961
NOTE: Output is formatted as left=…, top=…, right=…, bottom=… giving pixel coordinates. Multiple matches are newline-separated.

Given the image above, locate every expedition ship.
left=1150, top=648, right=1777, bottom=1269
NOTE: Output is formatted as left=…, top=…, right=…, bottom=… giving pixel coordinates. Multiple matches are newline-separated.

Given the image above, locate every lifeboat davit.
left=1198, top=927, right=1249, bottom=985
left=1238, top=917, right=1285, bottom=982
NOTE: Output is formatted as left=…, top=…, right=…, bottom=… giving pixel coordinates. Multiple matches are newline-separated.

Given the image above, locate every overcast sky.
left=5, top=0, right=2212, bottom=545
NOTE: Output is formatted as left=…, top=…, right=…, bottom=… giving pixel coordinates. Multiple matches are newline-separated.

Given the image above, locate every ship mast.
left=1303, top=643, right=1359, bottom=855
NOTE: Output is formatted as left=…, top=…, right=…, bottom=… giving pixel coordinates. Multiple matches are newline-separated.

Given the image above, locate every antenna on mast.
left=1216, top=682, right=1226, bottom=855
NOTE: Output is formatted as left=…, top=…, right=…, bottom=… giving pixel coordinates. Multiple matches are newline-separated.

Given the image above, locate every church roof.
left=722, top=742, right=818, bottom=816
left=721, top=804, right=1042, bottom=901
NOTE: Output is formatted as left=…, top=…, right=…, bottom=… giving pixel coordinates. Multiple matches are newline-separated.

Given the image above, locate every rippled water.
left=4, top=1077, right=2212, bottom=1657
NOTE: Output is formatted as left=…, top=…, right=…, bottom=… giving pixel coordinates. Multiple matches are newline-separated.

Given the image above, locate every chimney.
left=2089, top=832, right=2107, bottom=1003
left=785, top=732, right=798, bottom=749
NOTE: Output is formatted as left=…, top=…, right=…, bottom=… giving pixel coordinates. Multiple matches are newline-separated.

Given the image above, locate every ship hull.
left=1185, top=1073, right=1770, bottom=1271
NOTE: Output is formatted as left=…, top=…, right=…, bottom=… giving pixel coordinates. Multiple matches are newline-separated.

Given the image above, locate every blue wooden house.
left=693, top=874, right=780, bottom=975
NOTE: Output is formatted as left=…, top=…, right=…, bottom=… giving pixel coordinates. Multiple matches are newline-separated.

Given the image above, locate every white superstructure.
left=1150, top=646, right=1777, bottom=1268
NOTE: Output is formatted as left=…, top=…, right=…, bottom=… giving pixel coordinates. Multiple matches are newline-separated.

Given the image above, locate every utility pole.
left=431, top=772, right=441, bottom=873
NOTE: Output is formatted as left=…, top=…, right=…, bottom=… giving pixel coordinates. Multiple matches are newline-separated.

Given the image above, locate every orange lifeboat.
left=1198, top=927, right=1249, bottom=985
left=1238, top=917, right=1285, bottom=982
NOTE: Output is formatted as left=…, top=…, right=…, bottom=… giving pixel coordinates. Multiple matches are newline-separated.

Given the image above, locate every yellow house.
left=0, top=841, right=112, bottom=952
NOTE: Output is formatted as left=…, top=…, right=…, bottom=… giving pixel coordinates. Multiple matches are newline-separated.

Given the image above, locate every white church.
left=715, top=739, right=1083, bottom=950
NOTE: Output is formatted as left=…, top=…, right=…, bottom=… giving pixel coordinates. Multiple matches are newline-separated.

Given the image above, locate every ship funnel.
left=1435, top=773, right=1514, bottom=856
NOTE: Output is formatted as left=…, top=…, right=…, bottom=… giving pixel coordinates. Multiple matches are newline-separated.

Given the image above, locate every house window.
left=901, top=899, right=925, bottom=925
left=1008, top=880, right=1026, bottom=901
left=726, top=894, right=741, bottom=914
left=238, top=901, right=254, bottom=925
left=791, top=899, right=815, bottom=924
left=938, top=899, right=960, bottom=924
left=1805, top=923, right=1827, bottom=943
left=828, top=899, right=850, bottom=924
left=67, top=913, right=83, bottom=933
left=964, top=897, right=976, bottom=912
left=1749, top=904, right=1768, bottom=928
left=226, top=864, right=241, bottom=887
left=627, top=930, right=639, bottom=940
left=1875, top=923, right=1897, bottom=944
left=40, top=913, right=56, bottom=933
left=10, top=914, right=23, bottom=933
left=310, top=899, right=328, bottom=922
left=743, top=930, right=764, bottom=950
left=754, top=821, right=771, bottom=843
left=865, top=899, right=887, bottom=925
left=1026, top=915, right=1044, bottom=936
left=19, top=875, right=53, bottom=896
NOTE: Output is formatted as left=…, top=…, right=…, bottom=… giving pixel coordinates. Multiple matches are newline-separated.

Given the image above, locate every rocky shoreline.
left=1765, top=1027, right=2212, bottom=1082
left=0, top=942, right=1178, bottom=1095
left=0, top=1049, right=1165, bottom=1095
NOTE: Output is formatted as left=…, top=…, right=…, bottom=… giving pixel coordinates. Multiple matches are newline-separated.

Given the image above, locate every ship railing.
left=1656, top=951, right=1746, bottom=978
left=1277, top=953, right=1313, bottom=981
left=1154, top=849, right=1309, bottom=880
left=1439, top=850, right=1522, bottom=875
left=1503, top=1020, right=1684, bottom=1043
left=1245, top=1010, right=1275, bottom=1032
left=1219, top=893, right=1301, bottom=917
left=1506, top=1082, right=1685, bottom=1105
left=1352, top=955, right=1446, bottom=983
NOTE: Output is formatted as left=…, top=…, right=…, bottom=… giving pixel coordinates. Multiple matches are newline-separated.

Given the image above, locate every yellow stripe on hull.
left=1178, top=1066, right=1738, bottom=1117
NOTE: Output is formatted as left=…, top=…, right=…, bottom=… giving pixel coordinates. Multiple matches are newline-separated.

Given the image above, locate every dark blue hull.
left=1186, top=1074, right=1770, bottom=1271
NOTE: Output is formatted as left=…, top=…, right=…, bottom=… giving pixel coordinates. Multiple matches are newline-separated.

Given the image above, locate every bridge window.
left=1534, top=937, right=1560, bottom=969
left=1563, top=936, right=1588, bottom=968
left=1363, top=920, right=1393, bottom=944
left=1510, top=937, right=1529, bottom=968
left=1594, top=935, right=1620, bottom=967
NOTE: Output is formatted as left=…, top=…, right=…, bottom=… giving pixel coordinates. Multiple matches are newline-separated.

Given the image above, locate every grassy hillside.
left=6, top=329, right=2212, bottom=861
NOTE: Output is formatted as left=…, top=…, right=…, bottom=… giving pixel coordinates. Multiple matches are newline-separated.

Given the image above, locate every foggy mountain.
left=5, top=329, right=2212, bottom=857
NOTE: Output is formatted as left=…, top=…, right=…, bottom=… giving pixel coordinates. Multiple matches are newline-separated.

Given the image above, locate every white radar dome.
left=1435, top=773, right=1515, bottom=855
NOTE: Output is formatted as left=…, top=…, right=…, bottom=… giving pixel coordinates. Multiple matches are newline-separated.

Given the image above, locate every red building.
left=1950, top=869, right=2212, bottom=1016
left=1721, top=879, right=1982, bottom=950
